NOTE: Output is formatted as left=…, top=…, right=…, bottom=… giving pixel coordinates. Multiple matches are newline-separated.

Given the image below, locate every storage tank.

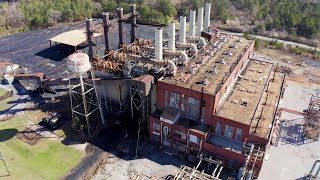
left=67, top=51, right=91, bottom=73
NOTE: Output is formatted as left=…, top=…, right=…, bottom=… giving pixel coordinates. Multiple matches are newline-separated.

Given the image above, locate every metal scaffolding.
left=69, top=71, right=104, bottom=136
left=174, top=153, right=223, bottom=180
left=304, top=95, right=320, bottom=141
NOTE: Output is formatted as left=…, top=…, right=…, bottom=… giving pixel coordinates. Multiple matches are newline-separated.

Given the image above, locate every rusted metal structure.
left=304, top=95, right=320, bottom=141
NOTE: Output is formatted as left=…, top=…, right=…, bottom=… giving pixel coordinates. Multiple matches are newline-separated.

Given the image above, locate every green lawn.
left=0, top=115, right=84, bottom=180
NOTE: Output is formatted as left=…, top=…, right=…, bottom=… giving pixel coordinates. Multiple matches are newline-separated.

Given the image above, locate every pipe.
left=102, top=12, right=111, bottom=53
left=179, top=16, right=186, bottom=43
left=129, top=54, right=177, bottom=76
left=168, top=22, right=175, bottom=51
left=186, top=36, right=206, bottom=48
left=163, top=49, right=188, bottom=63
left=204, top=3, right=211, bottom=32
left=155, top=28, right=163, bottom=60
left=117, top=8, right=125, bottom=48
left=130, top=4, right=137, bottom=43
left=86, top=18, right=95, bottom=59
left=197, top=7, right=204, bottom=36
left=175, top=42, right=198, bottom=54
left=189, top=10, right=196, bottom=37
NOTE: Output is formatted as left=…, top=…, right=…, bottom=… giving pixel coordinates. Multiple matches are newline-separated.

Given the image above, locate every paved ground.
left=259, top=81, right=320, bottom=180
left=0, top=22, right=159, bottom=79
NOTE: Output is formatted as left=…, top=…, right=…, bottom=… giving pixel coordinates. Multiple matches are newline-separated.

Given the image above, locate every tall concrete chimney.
left=117, top=8, right=125, bottom=48
left=189, top=10, right=196, bottom=37
left=155, top=28, right=163, bottom=60
left=168, top=22, right=175, bottom=51
left=179, top=16, right=186, bottom=43
left=204, top=3, right=211, bottom=32
left=86, top=18, right=95, bottom=59
left=130, top=4, right=137, bottom=43
left=197, top=7, right=204, bottom=36
left=102, top=12, right=111, bottom=54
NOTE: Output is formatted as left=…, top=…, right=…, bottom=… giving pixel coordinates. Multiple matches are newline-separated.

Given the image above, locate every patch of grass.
left=0, top=96, right=14, bottom=111
left=0, top=87, right=8, bottom=97
left=0, top=115, right=84, bottom=180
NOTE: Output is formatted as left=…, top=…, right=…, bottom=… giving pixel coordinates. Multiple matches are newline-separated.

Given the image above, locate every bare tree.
left=47, top=9, right=62, bottom=26
left=6, top=3, right=26, bottom=28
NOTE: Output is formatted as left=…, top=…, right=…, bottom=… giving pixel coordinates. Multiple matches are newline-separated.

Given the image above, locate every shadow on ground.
left=0, top=129, right=18, bottom=142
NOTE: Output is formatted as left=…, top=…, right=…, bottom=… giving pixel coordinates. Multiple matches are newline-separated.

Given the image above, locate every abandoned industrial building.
left=4, top=3, right=290, bottom=180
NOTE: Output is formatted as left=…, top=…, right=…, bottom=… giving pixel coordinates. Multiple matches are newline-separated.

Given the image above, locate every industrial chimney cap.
left=67, top=51, right=91, bottom=73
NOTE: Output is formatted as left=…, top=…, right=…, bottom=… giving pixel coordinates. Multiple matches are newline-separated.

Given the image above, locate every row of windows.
left=166, top=91, right=201, bottom=121
left=215, top=122, right=243, bottom=141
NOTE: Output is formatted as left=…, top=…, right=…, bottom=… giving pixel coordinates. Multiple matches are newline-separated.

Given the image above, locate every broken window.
left=189, top=134, right=200, bottom=144
left=236, top=128, right=243, bottom=141
left=186, top=97, right=200, bottom=120
left=153, top=122, right=160, bottom=131
left=224, top=125, right=234, bottom=138
left=215, top=121, right=222, bottom=135
left=169, top=91, right=180, bottom=108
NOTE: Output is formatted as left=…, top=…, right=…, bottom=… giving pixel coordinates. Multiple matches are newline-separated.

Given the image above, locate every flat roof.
left=159, top=36, right=252, bottom=95
left=216, top=60, right=284, bottom=138
left=49, top=30, right=102, bottom=47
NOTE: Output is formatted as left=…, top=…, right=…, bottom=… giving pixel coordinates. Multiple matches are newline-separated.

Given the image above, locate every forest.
left=0, top=0, right=319, bottom=42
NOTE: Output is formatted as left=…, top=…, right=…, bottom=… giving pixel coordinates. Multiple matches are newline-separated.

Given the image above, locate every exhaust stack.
left=197, top=7, right=204, bottom=36
left=204, top=3, right=211, bottom=32
left=168, top=22, right=175, bottom=51
left=86, top=18, right=95, bottom=59
left=130, top=4, right=137, bottom=43
left=102, top=13, right=111, bottom=54
left=155, top=28, right=163, bottom=60
left=189, top=10, right=196, bottom=37
left=117, top=8, right=125, bottom=48
left=179, top=16, right=186, bottom=43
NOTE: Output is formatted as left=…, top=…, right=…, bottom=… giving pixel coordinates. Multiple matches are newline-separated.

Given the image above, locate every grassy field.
left=0, top=87, right=7, bottom=97
left=0, top=115, right=85, bottom=179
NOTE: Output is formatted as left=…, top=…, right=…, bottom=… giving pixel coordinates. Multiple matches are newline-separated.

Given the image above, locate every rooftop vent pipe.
left=130, top=4, right=137, bottom=43
left=102, top=13, right=111, bottom=54
left=203, top=76, right=209, bottom=85
left=117, top=8, right=125, bottom=48
left=204, top=3, right=211, bottom=32
left=86, top=18, right=95, bottom=59
left=189, top=10, right=196, bottom=37
left=197, top=7, right=204, bottom=36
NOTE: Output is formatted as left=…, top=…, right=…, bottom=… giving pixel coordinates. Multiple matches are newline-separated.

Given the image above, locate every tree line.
left=0, top=0, right=319, bottom=40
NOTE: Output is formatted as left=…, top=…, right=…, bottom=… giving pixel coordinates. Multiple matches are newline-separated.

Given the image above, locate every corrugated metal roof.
left=49, top=30, right=102, bottom=47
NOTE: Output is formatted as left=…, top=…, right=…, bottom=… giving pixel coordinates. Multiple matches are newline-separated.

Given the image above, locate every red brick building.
left=148, top=35, right=285, bottom=177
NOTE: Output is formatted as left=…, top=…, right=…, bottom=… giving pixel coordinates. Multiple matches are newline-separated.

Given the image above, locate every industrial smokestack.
left=155, top=28, right=163, bottom=60
left=197, top=7, right=204, bottom=36
left=168, top=22, right=175, bottom=51
left=204, top=3, right=211, bottom=32
left=179, top=16, right=186, bottom=43
left=189, top=10, right=196, bottom=37
left=117, top=7, right=124, bottom=48
left=86, top=18, right=95, bottom=59
left=130, top=4, right=137, bottom=43
left=102, top=12, right=111, bottom=54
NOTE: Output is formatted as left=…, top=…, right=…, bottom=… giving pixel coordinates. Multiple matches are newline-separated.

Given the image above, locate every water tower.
left=67, top=51, right=104, bottom=136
